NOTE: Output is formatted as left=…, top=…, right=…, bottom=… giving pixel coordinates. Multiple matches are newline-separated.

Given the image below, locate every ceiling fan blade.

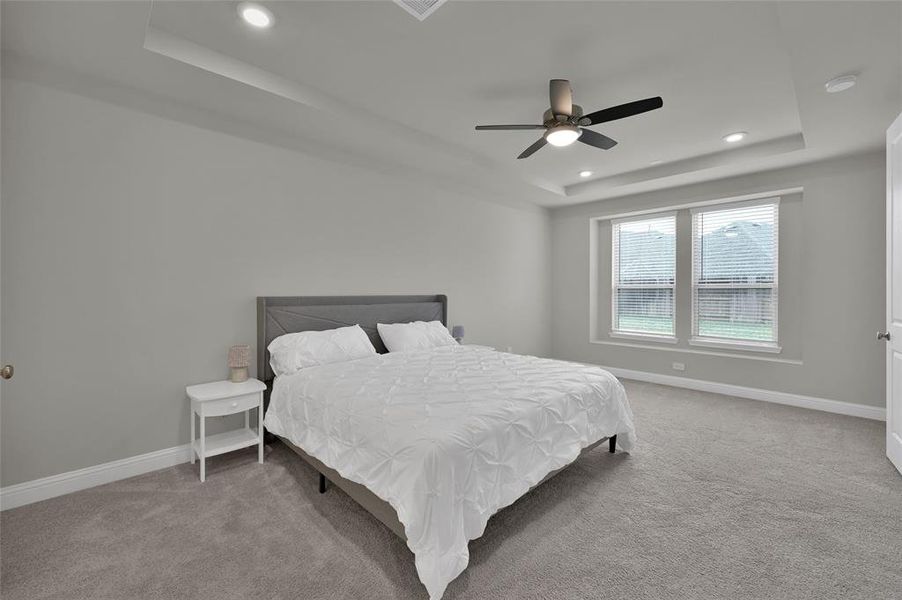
left=582, top=96, right=663, bottom=126
left=549, top=79, right=572, bottom=117
left=475, top=124, right=545, bottom=130
left=578, top=128, right=618, bottom=150
left=517, top=137, right=547, bottom=159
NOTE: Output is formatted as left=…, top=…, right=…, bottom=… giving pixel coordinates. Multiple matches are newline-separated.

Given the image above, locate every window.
left=612, top=214, right=676, bottom=337
left=691, top=200, right=779, bottom=347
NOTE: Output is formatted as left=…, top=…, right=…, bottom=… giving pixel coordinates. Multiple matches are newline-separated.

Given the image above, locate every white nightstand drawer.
left=202, top=392, right=260, bottom=417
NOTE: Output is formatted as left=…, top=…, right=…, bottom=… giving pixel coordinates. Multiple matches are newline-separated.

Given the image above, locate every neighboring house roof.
left=700, top=221, right=775, bottom=282
left=618, top=230, right=675, bottom=283
left=618, top=221, right=774, bottom=283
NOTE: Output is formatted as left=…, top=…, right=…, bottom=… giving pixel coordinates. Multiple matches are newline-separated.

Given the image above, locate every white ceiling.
left=2, top=1, right=900, bottom=208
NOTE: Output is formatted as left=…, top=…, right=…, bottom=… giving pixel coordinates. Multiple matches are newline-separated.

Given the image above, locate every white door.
left=886, top=111, right=902, bottom=475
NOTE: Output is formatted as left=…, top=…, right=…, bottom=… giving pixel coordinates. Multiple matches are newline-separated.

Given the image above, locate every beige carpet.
left=2, top=380, right=900, bottom=600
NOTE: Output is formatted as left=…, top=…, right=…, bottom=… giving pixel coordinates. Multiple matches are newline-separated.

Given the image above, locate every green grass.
left=697, top=320, right=773, bottom=341
left=617, top=315, right=773, bottom=341
left=617, top=315, right=674, bottom=335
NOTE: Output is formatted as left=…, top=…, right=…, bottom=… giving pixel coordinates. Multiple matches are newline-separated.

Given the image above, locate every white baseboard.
left=1, top=444, right=192, bottom=511
left=0, top=367, right=885, bottom=511
left=600, top=365, right=886, bottom=421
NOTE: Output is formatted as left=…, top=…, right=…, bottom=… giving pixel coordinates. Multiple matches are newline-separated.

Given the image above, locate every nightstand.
left=186, top=379, right=266, bottom=482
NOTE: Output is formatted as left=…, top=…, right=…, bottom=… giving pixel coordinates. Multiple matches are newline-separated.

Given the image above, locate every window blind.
left=612, top=214, right=676, bottom=336
left=691, top=200, right=778, bottom=344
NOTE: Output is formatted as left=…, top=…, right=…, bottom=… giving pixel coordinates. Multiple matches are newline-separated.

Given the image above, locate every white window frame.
left=610, top=211, right=677, bottom=342
left=690, top=198, right=781, bottom=353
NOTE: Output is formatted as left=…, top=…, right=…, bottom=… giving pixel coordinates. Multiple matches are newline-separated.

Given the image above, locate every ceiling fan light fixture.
left=545, top=125, right=581, bottom=147
left=474, top=80, right=662, bottom=159
left=238, top=3, right=274, bottom=28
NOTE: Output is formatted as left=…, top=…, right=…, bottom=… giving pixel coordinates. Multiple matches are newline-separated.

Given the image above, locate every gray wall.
left=0, top=72, right=887, bottom=488
left=551, top=151, right=886, bottom=408
left=0, top=78, right=552, bottom=486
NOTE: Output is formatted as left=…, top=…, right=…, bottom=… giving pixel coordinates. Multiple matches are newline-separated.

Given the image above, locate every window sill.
left=688, top=337, right=782, bottom=354
left=609, top=331, right=679, bottom=344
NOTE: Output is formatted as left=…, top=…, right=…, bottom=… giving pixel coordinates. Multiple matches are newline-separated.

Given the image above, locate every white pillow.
left=268, top=325, right=377, bottom=377
left=377, top=321, right=457, bottom=353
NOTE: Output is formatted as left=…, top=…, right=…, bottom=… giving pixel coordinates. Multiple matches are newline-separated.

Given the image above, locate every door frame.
left=886, top=111, right=902, bottom=473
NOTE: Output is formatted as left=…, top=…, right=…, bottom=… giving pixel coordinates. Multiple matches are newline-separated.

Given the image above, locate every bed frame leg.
left=609, top=435, right=617, bottom=454
left=319, top=473, right=327, bottom=494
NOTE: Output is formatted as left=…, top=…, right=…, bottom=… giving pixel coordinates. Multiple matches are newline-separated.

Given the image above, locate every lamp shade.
left=228, top=345, right=250, bottom=368
left=451, top=325, right=465, bottom=341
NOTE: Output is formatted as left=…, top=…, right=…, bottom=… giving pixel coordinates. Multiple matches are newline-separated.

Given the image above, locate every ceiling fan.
left=475, top=79, right=663, bottom=159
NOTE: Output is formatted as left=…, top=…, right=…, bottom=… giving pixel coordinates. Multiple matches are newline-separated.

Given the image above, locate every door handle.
left=1, top=365, right=13, bottom=380
left=877, top=331, right=891, bottom=341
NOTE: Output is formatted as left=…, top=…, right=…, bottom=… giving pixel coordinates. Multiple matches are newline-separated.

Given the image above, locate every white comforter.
left=263, top=345, right=635, bottom=599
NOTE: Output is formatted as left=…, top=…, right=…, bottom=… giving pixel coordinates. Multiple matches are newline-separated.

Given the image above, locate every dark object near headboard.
left=256, top=295, right=448, bottom=385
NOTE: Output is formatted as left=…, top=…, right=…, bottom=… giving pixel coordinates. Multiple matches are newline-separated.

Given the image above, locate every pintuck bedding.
left=263, top=344, right=636, bottom=600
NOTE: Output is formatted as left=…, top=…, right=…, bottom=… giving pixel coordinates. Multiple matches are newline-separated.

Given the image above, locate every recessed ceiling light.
left=579, top=170, right=593, bottom=178
left=723, top=131, right=747, bottom=143
left=238, top=3, right=273, bottom=28
left=545, top=125, right=581, bottom=147
left=825, top=74, right=857, bottom=93
left=649, top=160, right=663, bottom=166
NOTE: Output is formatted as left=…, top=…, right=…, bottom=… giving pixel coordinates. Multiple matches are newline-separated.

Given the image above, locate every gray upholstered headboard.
left=256, top=295, right=447, bottom=384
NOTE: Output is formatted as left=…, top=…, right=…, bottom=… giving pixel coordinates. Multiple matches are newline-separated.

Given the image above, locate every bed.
left=257, top=295, right=636, bottom=600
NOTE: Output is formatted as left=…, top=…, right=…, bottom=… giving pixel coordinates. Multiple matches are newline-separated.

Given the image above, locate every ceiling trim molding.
left=1, top=53, right=547, bottom=214
left=552, top=148, right=883, bottom=216
left=142, top=25, right=564, bottom=202
left=566, top=133, right=806, bottom=197
left=144, top=26, right=338, bottom=114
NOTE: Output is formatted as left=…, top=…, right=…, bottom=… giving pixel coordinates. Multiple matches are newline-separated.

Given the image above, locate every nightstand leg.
left=199, top=414, right=206, bottom=482
left=258, top=397, right=264, bottom=464
left=190, top=409, right=195, bottom=465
